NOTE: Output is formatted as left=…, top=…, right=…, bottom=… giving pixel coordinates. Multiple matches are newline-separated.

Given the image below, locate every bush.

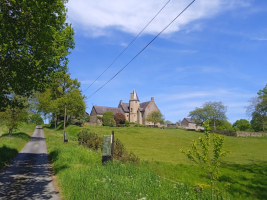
left=123, top=120, right=130, bottom=127
left=134, top=123, right=143, bottom=127
left=114, top=113, right=126, bottom=126
left=85, top=116, right=90, bottom=122
left=102, top=111, right=114, bottom=126
left=113, top=138, right=140, bottom=164
left=70, top=118, right=84, bottom=126
left=77, top=129, right=103, bottom=151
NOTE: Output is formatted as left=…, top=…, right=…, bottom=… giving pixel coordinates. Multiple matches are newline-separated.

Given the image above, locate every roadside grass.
left=44, top=126, right=230, bottom=200
left=0, top=123, right=36, bottom=169
left=59, top=125, right=267, bottom=199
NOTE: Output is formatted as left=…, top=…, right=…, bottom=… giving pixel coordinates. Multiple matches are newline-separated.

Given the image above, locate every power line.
left=83, top=0, right=171, bottom=93
left=86, top=0, right=195, bottom=100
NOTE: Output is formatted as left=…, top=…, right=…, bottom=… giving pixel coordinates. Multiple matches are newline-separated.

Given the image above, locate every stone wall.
left=212, top=130, right=264, bottom=137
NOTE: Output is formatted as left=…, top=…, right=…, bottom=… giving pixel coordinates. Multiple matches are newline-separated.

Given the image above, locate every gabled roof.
left=139, top=101, right=150, bottom=111
left=184, top=118, right=194, bottom=123
left=121, top=102, right=129, bottom=112
left=94, top=106, right=123, bottom=115
left=133, top=89, right=139, bottom=101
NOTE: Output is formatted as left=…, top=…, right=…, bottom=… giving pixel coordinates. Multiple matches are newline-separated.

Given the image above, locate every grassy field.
left=0, top=122, right=36, bottom=169
left=44, top=124, right=267, bottom=199
left=45, top=125, right=230, bottom=200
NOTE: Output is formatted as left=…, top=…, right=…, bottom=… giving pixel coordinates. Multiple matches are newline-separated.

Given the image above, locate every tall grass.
left=44, top=125, right=232, bottom=200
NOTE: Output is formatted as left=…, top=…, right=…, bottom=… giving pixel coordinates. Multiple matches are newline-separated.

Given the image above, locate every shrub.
left=70, top=118, right=84, bottom=126
left=85, top=116, right=90, bottom=122
left=77, top=129, right=103, bottom=151
left=134, top=123, right=143, bottom=127
left=124, top=120, right=130, bottom=127
left=102, top=111, right=114, bottom=126
left=113, top=138, right=140, bottom=164
left=114, top=113, right=126, bottom=126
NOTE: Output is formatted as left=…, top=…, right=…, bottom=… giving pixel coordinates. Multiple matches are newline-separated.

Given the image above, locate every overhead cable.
left=86, top=0, right=195, bottom=99
left=83, top=0, right=171, bottom=93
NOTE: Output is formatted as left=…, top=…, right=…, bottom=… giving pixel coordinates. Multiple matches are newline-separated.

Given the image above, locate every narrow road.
left=0, top=127, right=60, bottom=200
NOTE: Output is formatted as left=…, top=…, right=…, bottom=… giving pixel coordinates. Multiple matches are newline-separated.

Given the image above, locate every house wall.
left=142, top=100, right=160, bottom=125
left=89, top=107, right=103, bottom=125
left=181, top=119, right=189, bottom=127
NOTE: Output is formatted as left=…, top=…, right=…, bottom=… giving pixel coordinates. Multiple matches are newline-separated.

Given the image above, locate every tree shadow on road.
left=0, top=153, right=59, bottom=199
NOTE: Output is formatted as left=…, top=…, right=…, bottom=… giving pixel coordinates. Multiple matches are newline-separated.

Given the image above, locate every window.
left=131, top=108, right=132, bottom=112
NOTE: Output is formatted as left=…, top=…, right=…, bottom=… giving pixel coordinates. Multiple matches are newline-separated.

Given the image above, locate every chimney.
left=151, top=97, right=154, bottom=102
left=120, top=100, right=122, bottom=105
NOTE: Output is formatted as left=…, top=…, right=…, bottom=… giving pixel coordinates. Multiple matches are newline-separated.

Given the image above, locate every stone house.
left=181, top=118, right=204, bottom=130
left=90, top=90, right=161, bottom=126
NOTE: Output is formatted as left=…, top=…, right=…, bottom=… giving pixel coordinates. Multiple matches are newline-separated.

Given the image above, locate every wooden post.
left=111, top=130, right=114, bottom=160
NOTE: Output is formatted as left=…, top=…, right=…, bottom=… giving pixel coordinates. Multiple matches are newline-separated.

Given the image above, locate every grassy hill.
left=45, top=124, right=267, bottom=199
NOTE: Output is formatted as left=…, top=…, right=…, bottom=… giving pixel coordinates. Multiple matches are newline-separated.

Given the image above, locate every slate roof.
left=140, top=101, right=150, bottom=111
left=184, top=118, right=194, bottom=123
left=121, top=103, right=129, bottom=112
left=133, top=89, right=139, bottom=101
left=94, top=106, right=123, bottom=115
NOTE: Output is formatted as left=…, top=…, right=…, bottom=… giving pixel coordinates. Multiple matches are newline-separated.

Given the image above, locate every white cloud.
left=66, top=0, right=250, bottom=37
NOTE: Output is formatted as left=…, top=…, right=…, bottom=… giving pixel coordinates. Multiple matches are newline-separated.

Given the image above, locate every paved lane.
left=0, top=127, right=60, bottom=200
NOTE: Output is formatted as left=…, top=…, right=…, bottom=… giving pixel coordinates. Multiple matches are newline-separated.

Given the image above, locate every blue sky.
left=64, top=0, right=267, bottom=124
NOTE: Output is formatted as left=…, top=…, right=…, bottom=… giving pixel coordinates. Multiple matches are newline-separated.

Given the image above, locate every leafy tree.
left=189, top=101, right=227, bottom=131
left=0, top=95, right=28, bottom=135
left=250, top=112, right=267, bottom=132
left=114, top=113, right=126, bottom=126
left=246, top=84, right=267, bottom=131
left=181, top=120, right=230, bottom=199
left=216, top=120, right=238, bottom=131
left=28, top=113, right=44, bottom=125
left=164, top=120, right=173, bottom=124
left=232, top=119, right=251, bottom=131
left=0, top=0, right=75, bottom=110
left=102, top=111, right=114, bottom=126
left=176, top=120, right=182, bottom=126
left=36, top=71, right=85, bottom=129
left=145, top=111, right=164, bottom=127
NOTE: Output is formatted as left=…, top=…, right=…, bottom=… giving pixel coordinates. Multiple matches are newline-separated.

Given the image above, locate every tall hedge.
left=102, top=111, right=114, bottom=126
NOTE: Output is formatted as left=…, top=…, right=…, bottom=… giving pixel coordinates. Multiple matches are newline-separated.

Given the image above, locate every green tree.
left=216, top=120, right=238, bottom=131
left=164, top=120, right=173, bottom=124
left=36, top=71, right=85, bottom=129
left=0, top=95, right=28, bottom=135
left=145, top=111, right=164, bottom=127
left=232, top=119, right=251, bottom=131
left=102, top=111, right=114, bottom=126
left=189, top=101, right=227, bottom=131
left=0, top=0, right=75, bottom=111
left=176, top=120, right=182, bottom=126
left=181, top=121, right=230, bottom=199
left=246, top=84, right=267, bottom=132
left=28, top=113, right=44, bottom=125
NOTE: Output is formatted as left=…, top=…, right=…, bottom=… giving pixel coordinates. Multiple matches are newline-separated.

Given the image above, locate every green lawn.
left=45, top=124, right=267, bottom=199
left=0, top=123, right=36, bottom=169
